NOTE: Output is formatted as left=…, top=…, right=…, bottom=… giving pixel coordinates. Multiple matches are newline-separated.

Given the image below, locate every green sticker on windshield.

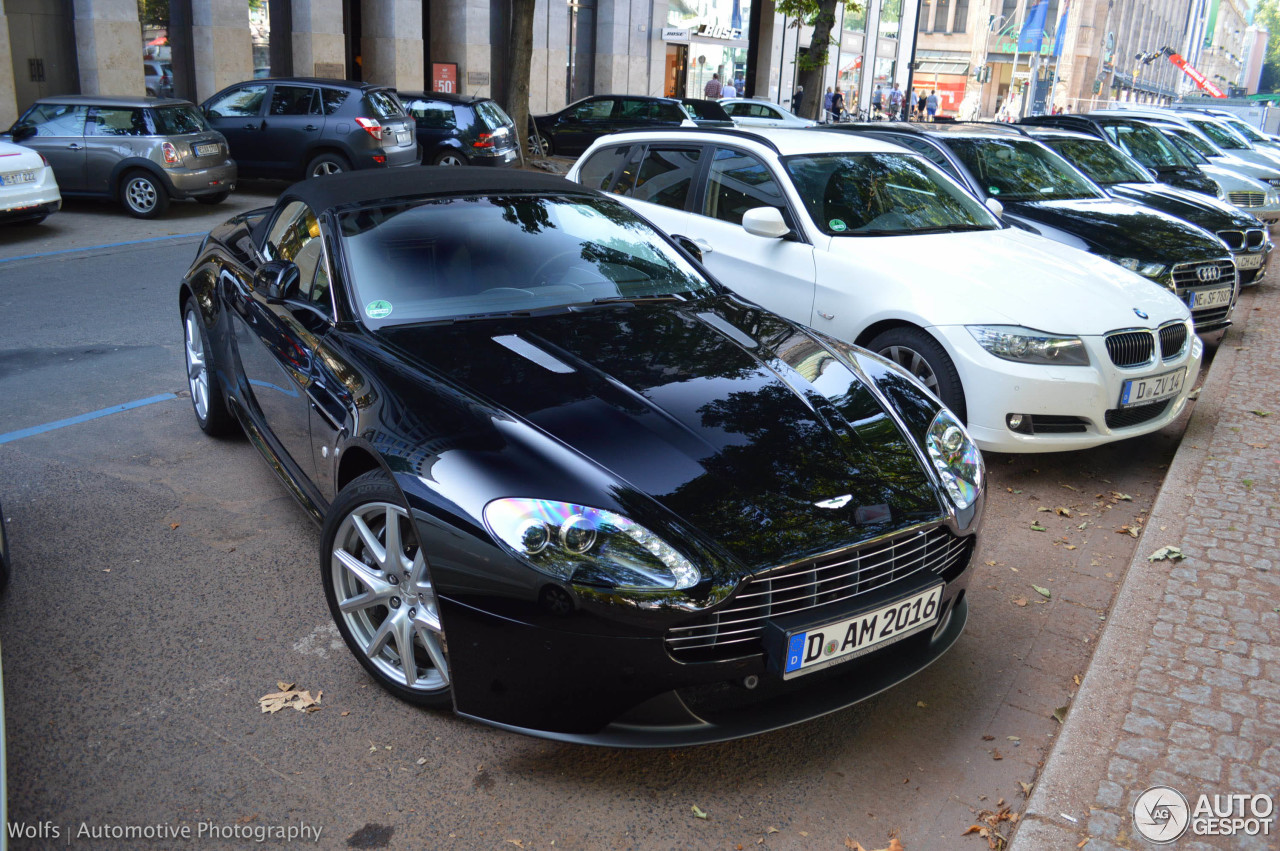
left=366, top=300, right=393, bottom=319
left=989, top=187, right=1001, bottom=195
left=829, top=219, right=848, bottom=232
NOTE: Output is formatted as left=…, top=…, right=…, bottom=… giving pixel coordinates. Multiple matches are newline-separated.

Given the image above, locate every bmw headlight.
left=926, top=409, right=983, bottom=510
left=967, top=325, right=1090, bottom=366
left=483, top=498, right=700, bottom=590
left=1102, top=256, right=1168, bottom=279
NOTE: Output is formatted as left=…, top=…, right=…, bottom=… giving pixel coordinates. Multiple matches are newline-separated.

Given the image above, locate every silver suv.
left=5, top=95, right=237, bottom=218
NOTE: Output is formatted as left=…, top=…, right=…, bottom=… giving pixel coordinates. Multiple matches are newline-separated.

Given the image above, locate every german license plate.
left=396, top=131, right=410, bottom=146
left=1120, top=367, right=1186, bottom=408
left=195, top=143, right=219, bottom=156
left=1189, top=286, right=1232, bottom=309
left=504, top=149, right=517, bottom=161
left=781, top=585, right=943, bottom=678
left=0, top=171, right=35, bottom=186
left=1235, top=253, right=1264, bottom=270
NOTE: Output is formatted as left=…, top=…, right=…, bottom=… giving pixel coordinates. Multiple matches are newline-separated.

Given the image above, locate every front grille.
left=1228, top=191, right=1264, bottom=207
left=1246, top=228, right=1266, bottom=248
left=1105, top=399, right=1172, bottom=429
left=1027, top=415, right=1088, bottom=434
left=1105, top=330, right=1155, bottom=367
left=1159, top=322, right=1188, bottom=360
left=1171, top=259, right=1236, bottom=291
left=1218, top=230, right=1245, bottom=250
left=664, top=526, right=973, bottom=662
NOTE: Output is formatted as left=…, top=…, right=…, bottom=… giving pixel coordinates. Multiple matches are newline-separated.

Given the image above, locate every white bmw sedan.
left=568, top=126, right=1202, bottom=454
left=0, top=140, right=60, bottom=224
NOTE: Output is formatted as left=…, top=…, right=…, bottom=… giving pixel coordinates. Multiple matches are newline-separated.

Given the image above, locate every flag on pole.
left=1052, top=0, right=1070, bottom=58
left=1018, top=0, right=1050, bottom=53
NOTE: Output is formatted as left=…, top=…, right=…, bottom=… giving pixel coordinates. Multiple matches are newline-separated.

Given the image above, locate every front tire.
left=527, top=133, right=553, bottom=157
left=182, top=296, right=236, bottom=436
left=120, top=170, right=169, bottom=218
left=868, top=326, right=967, bottom=422
left=307, top=152, right=350, bottom=178
left=322, top=471, right=451, bottom=707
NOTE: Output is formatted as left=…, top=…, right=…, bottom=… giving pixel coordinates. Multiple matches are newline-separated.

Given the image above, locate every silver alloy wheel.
left=330, top=501, right=449, bottom=692
left=528, top=134, right=551, bottom=156
left=880, top=345, right=940, bottom=395
left=311, top=159, right=343, bottom=177
left=184, top=308, right=209, bottom=421
left=125, top=175, right=158, bottom=214
left=436, top=153, right=465, bottom=166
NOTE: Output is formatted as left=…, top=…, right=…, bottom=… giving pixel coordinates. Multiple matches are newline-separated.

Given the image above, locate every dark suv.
left=201, top=77, right=418, bottom=178
left=529, top=95, right=694, bottom=157
left=396, top=92, right=519, bottom=167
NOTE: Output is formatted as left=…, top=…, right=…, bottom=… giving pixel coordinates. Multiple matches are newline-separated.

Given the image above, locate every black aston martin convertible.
left=178, top=167, right=983, bottom=746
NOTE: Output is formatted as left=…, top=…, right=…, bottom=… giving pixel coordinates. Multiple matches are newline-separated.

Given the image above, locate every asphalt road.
left=0, top=200, right=1199, bottom=849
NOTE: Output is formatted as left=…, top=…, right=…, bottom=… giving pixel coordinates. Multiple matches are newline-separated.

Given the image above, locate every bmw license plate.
left=1189, top=286, right=1232, bottom=309
left=0, top=171, right=35, bottom=186
left=1235, top=253, right=1264, bottom=270
left=781, top=585, right=943, bottom=678
left=1120, top=367, right=1186, bottom=408
left=195, top=143, right=220, bottom=157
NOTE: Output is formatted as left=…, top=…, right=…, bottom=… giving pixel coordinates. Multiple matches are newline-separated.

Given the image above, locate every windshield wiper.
left=907, top=224, right=994, bottom=234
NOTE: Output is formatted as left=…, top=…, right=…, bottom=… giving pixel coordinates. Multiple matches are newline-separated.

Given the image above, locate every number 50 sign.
left=432, top=63, right=458, bottom=94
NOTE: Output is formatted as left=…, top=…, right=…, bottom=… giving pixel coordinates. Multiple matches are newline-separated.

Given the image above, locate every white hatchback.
left=567, top=127, right=1202, bottom=454
left=719, top=98, right=816, bottom=128
left=0, top=140, right=60, bottom=225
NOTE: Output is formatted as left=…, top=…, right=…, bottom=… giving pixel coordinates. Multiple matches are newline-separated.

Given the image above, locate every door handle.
left=242, top=123, right=256, bottom=129
left=67, top=143, right=82, bottom=150
left=304, top=125, right=318, bottom=131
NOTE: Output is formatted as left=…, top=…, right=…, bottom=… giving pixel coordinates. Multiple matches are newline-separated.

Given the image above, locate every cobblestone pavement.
left=1013, top=268, right=1280, bottom=848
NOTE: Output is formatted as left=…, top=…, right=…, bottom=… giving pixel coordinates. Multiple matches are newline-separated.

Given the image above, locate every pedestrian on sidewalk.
left=704, top=73, right=722, bottom=100
left=926, top=90, right=938, bottom=121
left=824, top=86, right=834, bottom=121
left=792, top=85, right=805, bottom=115
left=721, top=78, right=737, bottom=98
left=831, top=87, right=846, bottom=121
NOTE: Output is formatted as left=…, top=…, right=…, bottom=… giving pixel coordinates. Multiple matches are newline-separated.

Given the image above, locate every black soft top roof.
left=278, top=166, right=597, bottom=217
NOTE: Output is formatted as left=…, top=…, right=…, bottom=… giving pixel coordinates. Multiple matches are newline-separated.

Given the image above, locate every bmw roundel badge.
left=1133, top=308, right=1149, bottom=319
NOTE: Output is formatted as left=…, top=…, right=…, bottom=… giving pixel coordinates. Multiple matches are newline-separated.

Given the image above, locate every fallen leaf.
left=766, top=827, right=779, bottom=834
left=1116, top=525, right=1140, bottom=538
left=799, top=831, right=809, bottom=837
left=1251, top=410, right=1271, bottom=417
left=1037, top=506, right=1051, bottom=513
left=341, top=711, right=350, bottom=717
left=985, top=560, right=997, bottom=566
left=992, top=749, right=1003, bottom=760
left=1006, top=736, right=1020, bottom=742
left=169, top=522, right=181, bottom=530
left=258, top=684, right=321, bottom=714
left=691, top=804, right=708, bottom=820
left=982, top=734, right=995, bottom=740
left=1073, top=674, right=1082, bottom=686
left=1147, top=546, right=1186, bottom=562
left=1030, top=522, right=1046, bottom=532
left=1032, top=585, right=1051, bottom=599
left=844, top=840, right=865, bottom=851
left=1111, top=492, right=1132, bottom=501
left=1012, top=597, right=1027, bottom=607
left=416, top=758, right=427, bottom=765
left=1247, top=443, right=1269, bottom=449
left=1019, top=781, right=1034, bottom=797
left=917, top=701, right=928, bottom=708
left=1053, top=705, right=1069, bottom=724
left=1077, top=839, right=1090, bottom=848
left=277, top=681, right=295, bottom=692
left=1060, top=484, right=1078, bottom=491
left=508, top=841, right=525, bottom=848
left=1055, top=507, right=1072, bottom=517
left=1064, top=544, right=1077, bottom=550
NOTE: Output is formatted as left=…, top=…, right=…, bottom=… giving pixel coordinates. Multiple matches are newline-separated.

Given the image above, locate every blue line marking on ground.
left=0, top=393, right=178, bottom=445
left=0, top=232, right=203, bottom=264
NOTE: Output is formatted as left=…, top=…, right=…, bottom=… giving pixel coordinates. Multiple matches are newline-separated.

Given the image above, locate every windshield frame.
left=780, top=150, right=1002, bottom=236
left=333, top=192, right=717, bottom=330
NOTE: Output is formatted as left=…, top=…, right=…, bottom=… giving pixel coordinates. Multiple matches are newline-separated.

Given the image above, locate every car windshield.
left=364, top=90, right=405, bottom=120
left=783, top=152, right=999, bottom=235
left=1101, top=122, right=1194, bottom=169
left=1162, top=130, right=1211, bottom=165
left=1220, top=116, right=1269, bottom=143
left=1042, top=137, right=1153, bottom=185
left=1164, top=126, right=1219, bottom=158
left=149, top=105, right=210, bottom=135
left=945, top=138, right=1102, bottom=202
left=1189, top=118, right=1249, bottom=150
left=339, top=194, right=713, bottom=328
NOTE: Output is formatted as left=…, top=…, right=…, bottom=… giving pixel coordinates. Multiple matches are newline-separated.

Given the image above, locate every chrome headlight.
left=926, top=408, right=983, bottom=510
left=1267, top=188, right=1280, bottom=205
left=1102, top=255, right=1168, bottom=279
left=967, top=325, right=1090, bottom=366
left=483, top=498, right=700, bottom=590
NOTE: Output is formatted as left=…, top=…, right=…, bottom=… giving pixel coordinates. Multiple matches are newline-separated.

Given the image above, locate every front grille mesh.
left=1246, top=228, right=1266, bottom=248
left=1171, top=260, right=1237, bottom=329
left=1218, top=230, right=1245, bottom=250
left=1228, top=191, right=1264, bottom=207
left=664, top=526, right=973, bottom=662
left=1159, top=323, right=1188, bottom=360
left=1105, top=331, right=1155, bottom=367
left=1106, top=399, right=1172, bottom=429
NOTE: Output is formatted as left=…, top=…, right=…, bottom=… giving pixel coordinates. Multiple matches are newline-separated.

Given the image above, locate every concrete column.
left=429, top=0, right=488, bottom=98
left=191, top=0, right=252, bottom=102
left=292, top=0, right=346, bottom=79
left=73, top=0, right=143, bottom=96
left=0, top=12, right=17, bottom=127
left=364, top=0, right=423, bottom=90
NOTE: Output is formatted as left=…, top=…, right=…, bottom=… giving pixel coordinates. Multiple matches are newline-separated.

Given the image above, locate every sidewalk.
left=1012, top=272, right=1280, bottom=848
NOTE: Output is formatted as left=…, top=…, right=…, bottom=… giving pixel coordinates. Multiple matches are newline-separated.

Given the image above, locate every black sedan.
left=529, top=95, right=693, bottom=157
left=1023, top=126, right=1272, bottom=285
left=178, top=168, right=983, bottom=746
left=827, top=123, right=1239, bottom=335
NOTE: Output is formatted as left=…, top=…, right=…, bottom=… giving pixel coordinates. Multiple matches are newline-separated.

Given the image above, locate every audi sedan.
left=178, top=167, right=983, bottom=746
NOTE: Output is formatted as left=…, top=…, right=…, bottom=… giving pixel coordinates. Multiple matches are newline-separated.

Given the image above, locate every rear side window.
left=475, top=100, right=513, bottom=131
left=624, top=146, right=702, bottom=210
left=404, top=98, right=456, bottom=129
left=86, top=107, right=148, bottom=136
left=893, top=136, right=962, bottom=179
left=363, top=90, right=405, bottom=120
left=321, top=88, right=351, bottom=115
left=207, top=85, right=266, bottom=118
left=570, top=99, right=614, bottom=120
left=702, top=147, right=786, bottom=225
left=150, top=105, right=210, bottom=135
left=577, top=145, right=629, bottom=191
left=271, top=85, right=320, bottom=116
left=21, top=103, right=86, bottom=137
left=618, top=100, right=686, bottom=123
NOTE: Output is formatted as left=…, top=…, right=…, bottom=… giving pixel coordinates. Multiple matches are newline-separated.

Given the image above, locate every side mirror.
left=672, top=234, right=703, bottom=262
left=984, top=197, right=1005, bottom=218
left=11, top=123, right=35, bottom=143
left=742, top=206, right=790, bottom=239
left=255, top=259, right=300, bottom=303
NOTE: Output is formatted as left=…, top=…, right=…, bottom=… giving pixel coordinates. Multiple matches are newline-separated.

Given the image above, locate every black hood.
left=1107, top=182, right=1260, bottom=232
left=1004, top=197, right=1228, bottom=264
left=377, top=297, right=944, bottom=572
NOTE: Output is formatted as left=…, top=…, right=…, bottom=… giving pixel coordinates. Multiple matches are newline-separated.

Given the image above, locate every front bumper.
left=933, top=323, right=1203, bottom=454
left=167, top=159, right=237, bottom=198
